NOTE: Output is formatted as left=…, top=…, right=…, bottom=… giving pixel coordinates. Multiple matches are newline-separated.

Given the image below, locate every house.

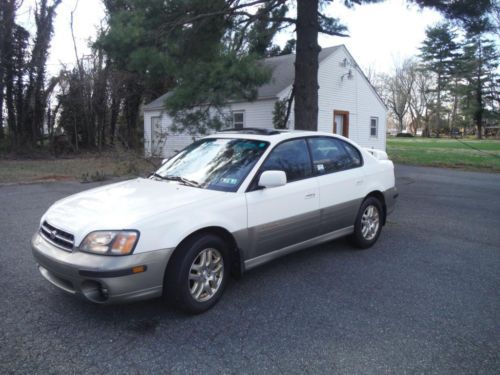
left=143, top=45, right=387, bottom=157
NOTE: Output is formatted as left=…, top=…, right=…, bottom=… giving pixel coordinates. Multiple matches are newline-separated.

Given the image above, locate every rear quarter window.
left=307, top=137, right=363, bottom=174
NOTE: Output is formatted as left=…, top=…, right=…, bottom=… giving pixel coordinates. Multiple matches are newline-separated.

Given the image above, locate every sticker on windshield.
left=220, top=177, right=238, bottom=185
left=317, top=164, right=325, bottom=172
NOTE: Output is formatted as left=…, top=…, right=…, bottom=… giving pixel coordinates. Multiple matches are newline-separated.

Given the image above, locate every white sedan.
left=32, top=129, right=397, bottom=313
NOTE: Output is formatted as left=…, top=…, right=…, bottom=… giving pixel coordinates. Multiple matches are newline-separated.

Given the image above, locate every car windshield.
left=153, top=138, right=269, bottom=192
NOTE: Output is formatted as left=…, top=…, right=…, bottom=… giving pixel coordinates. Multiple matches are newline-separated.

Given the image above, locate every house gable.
left=316, top=45, right=387, bottom=150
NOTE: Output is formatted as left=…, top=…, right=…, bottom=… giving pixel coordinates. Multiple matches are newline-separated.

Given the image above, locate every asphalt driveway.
left=1, top=165, right=499, bottom=374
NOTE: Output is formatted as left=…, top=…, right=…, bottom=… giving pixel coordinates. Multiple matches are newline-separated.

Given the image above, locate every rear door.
left=245, top=138, right=320, bottom=261
left=306, top=137, right=365, bottom=235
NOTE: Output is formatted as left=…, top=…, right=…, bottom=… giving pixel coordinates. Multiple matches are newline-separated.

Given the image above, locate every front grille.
left=40, top=221, right=75, bottom=252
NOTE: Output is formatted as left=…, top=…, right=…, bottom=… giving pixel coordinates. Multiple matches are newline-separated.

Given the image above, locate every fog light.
left=100, top=286, right=109, bottom=298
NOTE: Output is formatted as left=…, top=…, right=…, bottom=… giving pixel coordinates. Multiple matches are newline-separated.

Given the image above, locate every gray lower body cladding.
left=234, top=197, right=363, bottom=270
left=383, top=186, right=398, bottom=216
left=32, top=233, right=174, bottom=304
left=235, top=188, right=396, bottom=271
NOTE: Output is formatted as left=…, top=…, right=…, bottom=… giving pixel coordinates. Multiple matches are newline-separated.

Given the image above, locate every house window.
left=370, top=117, right=378, bottom=137
left=232, top=111, right=245, bottom=129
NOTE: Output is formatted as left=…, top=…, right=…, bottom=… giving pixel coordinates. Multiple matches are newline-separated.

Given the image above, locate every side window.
left=261, top=139, right=312, bottom=182
left=341, top=141, right=363, bottom=168
left=232, top=111, right=245, bottom=129
left=307, top=137, right=362, bottom=174
left=370, top=117, right=378, bottom=137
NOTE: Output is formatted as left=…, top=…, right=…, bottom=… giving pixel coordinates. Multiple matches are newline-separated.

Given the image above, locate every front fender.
left=133, top=193, right=247, bottom=253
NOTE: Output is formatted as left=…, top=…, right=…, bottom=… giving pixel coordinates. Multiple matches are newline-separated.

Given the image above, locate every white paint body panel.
left=40, top=132, right=395, bottom=261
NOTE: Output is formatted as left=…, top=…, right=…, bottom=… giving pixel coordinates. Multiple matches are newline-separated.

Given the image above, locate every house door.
left=333, top=111, right=349, bottom=137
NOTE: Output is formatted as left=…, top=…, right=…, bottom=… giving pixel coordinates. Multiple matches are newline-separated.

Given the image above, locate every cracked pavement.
left=1, top=165, right=499, bottom=374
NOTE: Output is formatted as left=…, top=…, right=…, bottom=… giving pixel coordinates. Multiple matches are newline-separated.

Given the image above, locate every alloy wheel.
left=361, top=205, right=380, bottom=241
left=188, top=248, right=224, bottom=302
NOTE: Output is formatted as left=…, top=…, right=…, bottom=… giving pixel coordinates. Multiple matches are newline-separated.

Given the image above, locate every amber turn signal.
left=132, top=265, right=146, bottom=274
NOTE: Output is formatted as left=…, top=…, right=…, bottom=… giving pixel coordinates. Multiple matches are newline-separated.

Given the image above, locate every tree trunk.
left=450, top=79, right=459, bottom=130
left=110, top=95, right=120, bottom=145
left=294, top=0, right=320, bottom=131
left=475, top=78, right=483, bottom=139
left=0, top=5, right=5, bottom=140
left=475, top=42, right=483, bottom=139
left=1, top=1, right=16, bottom=144
left=123, top=77, right=143, bottom=148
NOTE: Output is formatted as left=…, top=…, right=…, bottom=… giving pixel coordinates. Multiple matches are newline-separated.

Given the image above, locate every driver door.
left=245, top=138, right=320, bottom=263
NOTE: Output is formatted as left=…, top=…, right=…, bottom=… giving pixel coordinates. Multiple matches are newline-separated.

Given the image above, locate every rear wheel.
left=164, top=233, right=229, bottom=314
left=350, top=197, right=383, bottom=249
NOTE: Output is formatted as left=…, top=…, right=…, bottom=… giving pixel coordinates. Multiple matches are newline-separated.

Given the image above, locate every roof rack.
left=218, top=128, right=285, bottom=135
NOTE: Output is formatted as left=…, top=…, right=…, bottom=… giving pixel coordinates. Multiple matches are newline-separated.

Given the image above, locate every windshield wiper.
left=151, top=172, right=167, bottom=180
left=151, top=173, right=200, bottom=187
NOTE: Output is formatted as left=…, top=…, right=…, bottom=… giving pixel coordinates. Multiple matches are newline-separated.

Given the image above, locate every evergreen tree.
left=247, top=5, right=289, bottom=57
left=458, top=32, right=498, bottom=138
left=419, top=22, right=459, bottom=135
left=413, top=0, right=495, bottom=33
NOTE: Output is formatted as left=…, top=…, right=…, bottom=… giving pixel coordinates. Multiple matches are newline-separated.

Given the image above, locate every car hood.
left=43, top=178, right=224, bottom=238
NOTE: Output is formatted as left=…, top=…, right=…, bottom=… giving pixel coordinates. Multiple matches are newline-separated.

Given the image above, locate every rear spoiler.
left=364, top=148, right=389, bottom=161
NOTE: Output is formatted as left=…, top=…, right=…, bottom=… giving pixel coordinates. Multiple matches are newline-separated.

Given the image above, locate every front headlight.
left=79, top=230, right=139, bottom=256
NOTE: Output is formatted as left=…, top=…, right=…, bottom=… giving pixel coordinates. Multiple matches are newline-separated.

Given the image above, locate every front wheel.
left=350, top=197, right=383, bottom=249
left=164, top=234, right=229, bottom=314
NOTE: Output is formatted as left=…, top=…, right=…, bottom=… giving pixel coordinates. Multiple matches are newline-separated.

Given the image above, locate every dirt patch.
left=0, top=153, right=155, bottom=184
left=32, top=175, right=75, bottom=182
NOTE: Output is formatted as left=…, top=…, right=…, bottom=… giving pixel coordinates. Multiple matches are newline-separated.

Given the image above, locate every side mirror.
left=161, top=159, right=168, bottom=165
left=258, top=170, right=287, bottom=188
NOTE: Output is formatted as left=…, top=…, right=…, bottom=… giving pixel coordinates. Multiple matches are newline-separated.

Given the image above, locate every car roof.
left=207, top=128, right=352, bottom=145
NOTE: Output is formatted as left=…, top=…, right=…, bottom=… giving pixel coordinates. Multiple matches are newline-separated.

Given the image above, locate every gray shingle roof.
left=256, top=45, right=340, bottom=99
left=144, top=45, right=341, bottom=110
left=143, top=92, right=173, bottom=111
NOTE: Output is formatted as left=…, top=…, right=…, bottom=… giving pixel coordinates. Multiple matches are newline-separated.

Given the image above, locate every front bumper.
left=32, top=233, right=174, bottom=304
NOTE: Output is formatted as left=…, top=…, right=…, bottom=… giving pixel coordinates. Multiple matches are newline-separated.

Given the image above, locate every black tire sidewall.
left=352, top=197, right=383, bottom=249
left=164, top=234, right=230, bottom=314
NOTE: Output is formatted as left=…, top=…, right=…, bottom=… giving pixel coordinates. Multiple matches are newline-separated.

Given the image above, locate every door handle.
left=305, top=193, right=316, bottom=199
left=356, top=180, right=364, bottom=185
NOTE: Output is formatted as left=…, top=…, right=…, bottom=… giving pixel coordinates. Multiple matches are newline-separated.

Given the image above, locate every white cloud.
left=18, top=0, right=106, bottom=75
left=278, top=0, right=443, bottom=73
left=18, top=0, right=442, bottom=76
left=322, top=0, right=443, bottom=72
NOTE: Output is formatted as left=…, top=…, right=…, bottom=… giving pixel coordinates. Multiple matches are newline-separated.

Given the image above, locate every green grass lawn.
left=387, top=137, right=500, bottom=172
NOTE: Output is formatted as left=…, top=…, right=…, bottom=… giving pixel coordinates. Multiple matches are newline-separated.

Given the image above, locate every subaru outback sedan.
left=32, top=129, right=397, bottom=314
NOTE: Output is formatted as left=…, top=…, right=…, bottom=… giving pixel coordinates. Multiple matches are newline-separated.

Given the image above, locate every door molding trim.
left=333, top=110, right=349, bottom=137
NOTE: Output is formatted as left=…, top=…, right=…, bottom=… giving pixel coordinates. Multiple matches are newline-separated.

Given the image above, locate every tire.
left=350, top=197, right=383, bottom=249
left=164, top=233, right=229, bottom=314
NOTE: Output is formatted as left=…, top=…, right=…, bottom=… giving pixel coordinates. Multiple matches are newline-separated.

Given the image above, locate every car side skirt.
left=243, top=226, right=354, bottom=271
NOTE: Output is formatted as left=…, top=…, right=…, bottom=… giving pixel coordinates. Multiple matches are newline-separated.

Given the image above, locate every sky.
left=18, top=0, right=443, bottom=76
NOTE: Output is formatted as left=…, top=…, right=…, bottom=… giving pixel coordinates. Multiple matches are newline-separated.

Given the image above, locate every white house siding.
left=143, top=109, right=196, bottom=157
left=315, top=48, right=386, bottom=150
left=143, top=99, right=276, bottom=157
left=225, top=99, right=276, bottom=129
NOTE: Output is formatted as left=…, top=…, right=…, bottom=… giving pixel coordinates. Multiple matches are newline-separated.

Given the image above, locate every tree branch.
left=318, top=26, right=349, bottom=37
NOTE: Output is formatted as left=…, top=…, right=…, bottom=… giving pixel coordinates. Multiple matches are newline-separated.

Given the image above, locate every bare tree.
left=408, top=64, right=435, bottom=135
left=384, top=58, right=416, bottom=133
